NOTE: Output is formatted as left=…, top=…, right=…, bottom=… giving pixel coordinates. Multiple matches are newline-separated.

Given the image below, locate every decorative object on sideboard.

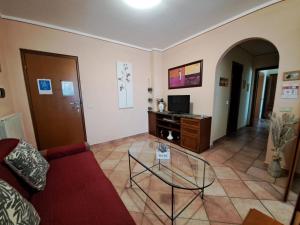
left=168, top=60, right=203, bottom=89
left=167, top=130, right=173, bottom=141
left=0, top=88, right=5, bottom=98
left=116, top=61, right=133, bottom=109
left=156, top=98, right=165, bottom=112
left=268, top=113, right=297, bottom=178
left=283, top=70, right=300, bottom=81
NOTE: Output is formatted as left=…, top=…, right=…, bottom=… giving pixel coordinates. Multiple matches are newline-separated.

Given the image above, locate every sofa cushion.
left=31, top=151, right=135, bottom=225
left=5, top=140, right=49, bottom=191
left=0, top=163, right=32, bottom=200
left=0, top=179, right=40, bottom=225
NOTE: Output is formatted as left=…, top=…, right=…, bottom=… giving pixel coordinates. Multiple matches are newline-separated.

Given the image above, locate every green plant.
left=270, top=113, right=297, bottom=161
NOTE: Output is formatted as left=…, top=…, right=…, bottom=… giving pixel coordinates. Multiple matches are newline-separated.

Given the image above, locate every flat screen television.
left=168, top=95, right=190, bottom=114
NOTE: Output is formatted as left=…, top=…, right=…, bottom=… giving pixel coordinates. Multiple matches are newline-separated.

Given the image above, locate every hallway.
left=205, top=120, right=270, bottom=180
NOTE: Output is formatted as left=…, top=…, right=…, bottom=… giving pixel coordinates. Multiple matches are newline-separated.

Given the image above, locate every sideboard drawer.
left=181, top=118, right=200, bottom=128
left=181, top=125, right=199, bottom=135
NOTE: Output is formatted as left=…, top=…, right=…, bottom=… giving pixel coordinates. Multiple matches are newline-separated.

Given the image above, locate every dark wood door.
left=262, top=74, right=277, bottom=119
left=227, top=62, right=243, bottom=135
left=21, top=49, right=86, bottom=149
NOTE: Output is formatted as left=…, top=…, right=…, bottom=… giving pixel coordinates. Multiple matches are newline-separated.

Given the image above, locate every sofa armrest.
left=41, top=142, right=90, bottom=160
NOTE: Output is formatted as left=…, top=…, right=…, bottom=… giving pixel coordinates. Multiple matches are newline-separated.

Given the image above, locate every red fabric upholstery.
left=31, top=151, right=135, bottom=225
left=43, top=143, right=89, bottom=160
left=0, top=138, right=135, bottom=225
left=0, top=138, right=19, bottom=163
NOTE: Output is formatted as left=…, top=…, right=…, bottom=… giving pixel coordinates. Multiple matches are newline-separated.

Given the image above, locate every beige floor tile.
left=115, top=160, right=131, bottom=171
left=121, top=188, right=147, bottom=213
left=142, top=213, right=170, bottom=225
left=219, top=179, right=255, bottom=198
left=177, top=194, right=207, bottom=220
left=175, top=218, right=210, bottom=225
left=261, top=200, right=294, bottom=225
left=204, top=196, right=243, bottom=224
left=106, top=151, right=127, bottom=160
left=213, top=167, right=240, bottom=180
left=100, top=159, right=120, bottom=170
left=204, top=180, right=227, bottom=196
left=246, top=167, right=275, bottom=183
left=244, top=181, right=281, bottom=200
left=130, top=212, right=144, bottom=225
left=231, top=198, right=272, bottom=219
left=109, top=170, right=130, bottom=188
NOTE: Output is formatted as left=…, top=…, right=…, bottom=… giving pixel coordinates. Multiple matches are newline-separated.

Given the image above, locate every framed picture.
left=37, top=79, right=52, bottom=95
left=219, top=77, right=229, bottom=87
left=116, top=61, right=133, bottom=109
left=168, top=60, right=203, bottom=89
left=283, top=71, right=300, bottom=81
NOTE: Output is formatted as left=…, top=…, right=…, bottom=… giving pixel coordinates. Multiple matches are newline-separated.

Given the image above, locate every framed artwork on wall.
left=116, top=61, right=133, bottom=109
left=168, top=60, right=203, bottom=89
left=283, top=71, right=300, bottom=81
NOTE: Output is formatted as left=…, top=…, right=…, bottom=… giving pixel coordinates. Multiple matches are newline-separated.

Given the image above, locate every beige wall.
left=162, top=0, right=300, bottom=155
left=213, top=47, right=253, bottom=141
left=1, top=0, right=300, bottom=160
left=0, top=22, right=14, bottom=117
left=1, top=19, right=152, bottom=146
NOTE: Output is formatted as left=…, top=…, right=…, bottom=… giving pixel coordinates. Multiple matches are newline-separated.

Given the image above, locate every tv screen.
left=168, top=95, right=190, bottom=114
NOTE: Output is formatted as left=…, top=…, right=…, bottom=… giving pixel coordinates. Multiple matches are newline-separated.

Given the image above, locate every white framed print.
left=61, top=81, right=75, bottom=96
left=281, top=85, right=299, bottom=99
left=116, top=61, right=133, bottom=109
left=37, top=79, right=52, bottom=95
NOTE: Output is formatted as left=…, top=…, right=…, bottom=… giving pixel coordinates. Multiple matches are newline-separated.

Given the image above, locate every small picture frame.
left=37, top=79, right=52, bottom=95
left=283, top=71, right=300, bottom=81
left=219, top=77, right=229, bottom=87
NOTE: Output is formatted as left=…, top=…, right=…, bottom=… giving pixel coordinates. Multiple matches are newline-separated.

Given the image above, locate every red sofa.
left=0, top=138, right=136, bottom=225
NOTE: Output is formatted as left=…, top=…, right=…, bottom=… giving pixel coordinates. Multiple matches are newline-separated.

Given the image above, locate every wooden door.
left=227, top=62, right=243, bottom=135
left=262, top=74, right=277, bottom=119
left=21, top=49, right=86, bottom=149
left=253, top=73, right=265, bottom=121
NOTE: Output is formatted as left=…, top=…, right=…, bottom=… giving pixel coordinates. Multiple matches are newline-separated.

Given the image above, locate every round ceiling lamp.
left=123, top=0, right=162, bottom=9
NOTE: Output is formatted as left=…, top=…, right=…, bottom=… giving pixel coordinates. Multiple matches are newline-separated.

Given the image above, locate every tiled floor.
left=91, top=123, right=295, bottom=225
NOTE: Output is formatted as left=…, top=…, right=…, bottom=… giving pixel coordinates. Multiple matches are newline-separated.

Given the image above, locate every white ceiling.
left=0, top=0, right=280, bottom=50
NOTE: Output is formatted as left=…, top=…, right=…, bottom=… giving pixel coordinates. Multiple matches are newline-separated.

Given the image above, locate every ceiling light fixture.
left=123, top=0, right=161, bottom=9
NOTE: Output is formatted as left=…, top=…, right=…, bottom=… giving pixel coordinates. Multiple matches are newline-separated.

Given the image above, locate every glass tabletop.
left=128, top=140, right=215, bottom=190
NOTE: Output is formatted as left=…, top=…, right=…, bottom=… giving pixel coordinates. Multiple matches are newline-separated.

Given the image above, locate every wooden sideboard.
left=148, top=111, right=211, bottom=154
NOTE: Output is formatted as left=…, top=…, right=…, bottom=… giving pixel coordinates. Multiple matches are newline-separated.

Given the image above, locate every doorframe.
left=20, top=49, right=87, bottom=149
left=249, top=65, right=278, bottom=126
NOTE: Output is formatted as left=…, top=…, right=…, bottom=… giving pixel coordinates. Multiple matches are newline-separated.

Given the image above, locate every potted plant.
left=268, top=113, right=297, bottom=178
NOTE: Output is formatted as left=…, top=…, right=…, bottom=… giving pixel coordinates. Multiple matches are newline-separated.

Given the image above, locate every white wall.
left=1, top=19, right=152, bottom=146
left=212, top=47, right=253, bottom=141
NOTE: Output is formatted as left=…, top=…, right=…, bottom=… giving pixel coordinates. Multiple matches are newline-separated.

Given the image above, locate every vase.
left=158, top=102, right=164, bottom=112
left=268, top=159, right=282, bottom=178
left=167, top=130, right=173, bottom=141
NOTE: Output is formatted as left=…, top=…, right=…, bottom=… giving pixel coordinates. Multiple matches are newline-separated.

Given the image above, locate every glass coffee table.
left=128, top=140, right=215, bottom=225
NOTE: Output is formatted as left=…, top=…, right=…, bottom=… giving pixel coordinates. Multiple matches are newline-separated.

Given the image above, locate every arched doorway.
left=210, top=37, right=282, bottom=185
left=212, top=38, right=279, bottom=140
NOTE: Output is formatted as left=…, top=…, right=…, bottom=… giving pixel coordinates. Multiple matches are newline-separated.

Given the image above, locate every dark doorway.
left=21, top=49, right=87, bottom=149
left=227, top=61, right=243, bottom=135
